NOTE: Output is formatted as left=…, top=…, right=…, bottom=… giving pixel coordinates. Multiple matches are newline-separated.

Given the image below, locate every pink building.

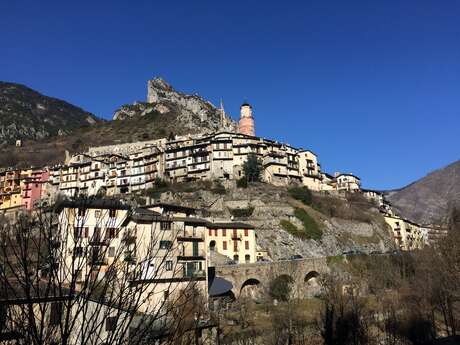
left=22, top=169, right=49, bottom=211
left=239, top=103, right=255, bottom=136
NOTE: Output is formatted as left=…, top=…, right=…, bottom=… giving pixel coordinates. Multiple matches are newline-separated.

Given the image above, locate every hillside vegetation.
left=143, top=181, right=395, bottom=259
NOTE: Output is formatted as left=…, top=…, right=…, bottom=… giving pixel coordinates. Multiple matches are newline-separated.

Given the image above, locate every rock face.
left=156, top=183, right=395, bottom=260
left=386, top=160, right=460, bottom=225
left=113, top=77, right=237, bottom=133
left=0, top=81, right=100, bottom=144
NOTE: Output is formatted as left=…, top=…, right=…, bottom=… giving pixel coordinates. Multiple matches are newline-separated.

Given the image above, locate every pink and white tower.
left=239, top=102, right=255, bottom=136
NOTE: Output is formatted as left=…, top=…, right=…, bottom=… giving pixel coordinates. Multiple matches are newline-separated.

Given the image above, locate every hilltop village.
left=0, top=99, right=444, bottom=254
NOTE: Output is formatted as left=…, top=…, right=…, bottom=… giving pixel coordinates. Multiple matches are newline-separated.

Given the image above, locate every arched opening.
left=240, top=278, right=263, bottom=300
left=304, top=271, right=319, bottom=282
left=209, top=240, right=216, bottom=251
left=304, top=271, right=321, bottom=297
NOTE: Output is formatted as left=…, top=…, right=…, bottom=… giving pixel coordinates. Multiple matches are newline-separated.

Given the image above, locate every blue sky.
left=1, top=1, right=459, bottom=190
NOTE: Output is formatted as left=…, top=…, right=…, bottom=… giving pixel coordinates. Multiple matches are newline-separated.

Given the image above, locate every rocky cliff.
left=386, top=160, right=460, bottom=225
left=153, top=182, right=395, bottom=260
left=0, top=81, right=99, bottom=145
left=113, top=77, right=237, bottom=133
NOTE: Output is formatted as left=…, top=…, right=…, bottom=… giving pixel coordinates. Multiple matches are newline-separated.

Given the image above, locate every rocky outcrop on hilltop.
left=386, top=160, right=460, bottom=224
left=0, top=81, right=99, bottom=145
left=113, top=77, right=237, bottom=133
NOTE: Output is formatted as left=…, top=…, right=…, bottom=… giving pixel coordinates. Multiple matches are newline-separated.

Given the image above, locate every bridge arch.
left=304, top=270, right=321, bottom=297
left=304, top=270, right=319, bottom=282
left=240, top=278, right=263, bottom=299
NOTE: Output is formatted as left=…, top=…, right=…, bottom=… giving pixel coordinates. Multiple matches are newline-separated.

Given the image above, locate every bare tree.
left=0, top=198, right=209, bottom=345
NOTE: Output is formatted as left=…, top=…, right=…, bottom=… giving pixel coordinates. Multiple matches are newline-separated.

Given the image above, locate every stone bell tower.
left=239, top=102, right=255, bottom=136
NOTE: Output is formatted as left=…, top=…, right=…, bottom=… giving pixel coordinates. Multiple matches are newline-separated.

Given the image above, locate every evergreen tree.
left=243, top=152, right=262, bottom=182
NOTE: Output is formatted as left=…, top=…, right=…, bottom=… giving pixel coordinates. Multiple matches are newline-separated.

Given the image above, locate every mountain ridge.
left=0, top=77, right=238, bottom=167
left=0, top=81, right=101, bottom=145
left=386, top=159, right=460, bottom=225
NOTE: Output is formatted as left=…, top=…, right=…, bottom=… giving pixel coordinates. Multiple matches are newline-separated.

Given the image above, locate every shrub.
left=294, top=208, right=323, bottom=241
left=280, top=220, right=300, bottom=236
left=288, top=186, right=313, bottom=206
left=236, top=177, right=248, bottom=188
left=211, top=180, right=226, bottom=195
left=230, top=206, right=255, bottom=218
left=269, top=275, right=294, bottom=302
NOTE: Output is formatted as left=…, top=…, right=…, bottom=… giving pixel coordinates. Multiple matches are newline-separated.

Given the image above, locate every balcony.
left=183, top=269, right=206, bottom=278
left=88, top=237, right=110, bottom=246
left=89, top=257, right=108, bottom=266
left=231, top=234, right=242, bottom=241
left=177, top=230, right=204, bottom=242
left=177, top=251, right=205, bottom=261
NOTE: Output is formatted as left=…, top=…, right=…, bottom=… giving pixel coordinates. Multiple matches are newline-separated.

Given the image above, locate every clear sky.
left=1, top=1, right=459, bottom=190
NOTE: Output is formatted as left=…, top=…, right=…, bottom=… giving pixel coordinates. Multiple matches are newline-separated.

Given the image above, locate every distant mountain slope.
left=0, top=82, right=100, bottom=144
left=386, top=160, right=460, bottom=224
left=0, top=77, right=237, bottom=167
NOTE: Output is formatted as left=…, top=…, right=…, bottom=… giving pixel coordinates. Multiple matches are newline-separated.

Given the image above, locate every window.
left=106, top=316, right=117, bottom=332
left=222, top=229, right=226, bottom=236
left=233, top=255, right=239, bottom=262
left=108, top=247, right=116, bottom=257
left=94, top=210, right=101, bottom=218
left=233, top=241, right=238, bottom=252
left=74, top=247, right=84, bottom=257
left=106, top=228, right=117, bottom=239
left=233, top=229, right=237, bottom=238
left=160, top=221, right=171, bottom=230
left=159, top=241, right=172, bottom=250
left=92, top=227, right=101, bottom=241
left=214, top=229, right=218, bottom=236
left=49, top=302, right=62, bottom=326
left=165, top=260, right=173, bottom=271
left=74, top=227, right=88, bottom=239
left=208, top=229, right=212, bottom=236
left=77, top=208, right=86, bottom=217
left=223, top=241, right=227, bottom=250
left=245, top=255, right=250, bottom=263
left=245, top=241, right=249, bottom=250
left=244, top=229, right=249, bottom=236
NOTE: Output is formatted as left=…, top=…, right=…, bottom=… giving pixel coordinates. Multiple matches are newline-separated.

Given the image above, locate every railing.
left=177, top=251, right=206, bottom=261
left=88, top=237, right=110, bottom=246
left=177, top=230, right=204, bottom=241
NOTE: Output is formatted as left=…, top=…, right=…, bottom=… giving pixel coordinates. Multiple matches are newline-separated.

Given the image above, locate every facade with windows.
left=206, top=222, right=257, bottom=264
left=383, top=214, right=425, bottom=251
left=58, top=200, right=209, bottom=314
left=335, top=173, right=361, bottom=192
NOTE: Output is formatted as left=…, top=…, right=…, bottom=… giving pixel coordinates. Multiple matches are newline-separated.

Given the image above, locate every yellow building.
left=206, top=222, right=257, bottom=264
left=383, top=214, right=424, bottom=251
left=0, top=169, right=23, bottom=211
left=298, top=150, right=322, bottom=191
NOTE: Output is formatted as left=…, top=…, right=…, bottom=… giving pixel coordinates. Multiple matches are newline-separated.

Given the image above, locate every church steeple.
left=219, top=98, right=226, bottom=129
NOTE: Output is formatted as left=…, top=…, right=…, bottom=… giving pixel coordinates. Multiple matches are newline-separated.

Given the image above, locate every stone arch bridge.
left=215, top=257, right=329, bottom=299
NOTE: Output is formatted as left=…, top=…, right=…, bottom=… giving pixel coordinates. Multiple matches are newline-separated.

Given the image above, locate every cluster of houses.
left=0, top=101, right=446, bottom=255
left=0, top=102, right=451, bottom=343
left=1, top=131, right=365, bottom=209
left=0, top=129, right=443, bottom=252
